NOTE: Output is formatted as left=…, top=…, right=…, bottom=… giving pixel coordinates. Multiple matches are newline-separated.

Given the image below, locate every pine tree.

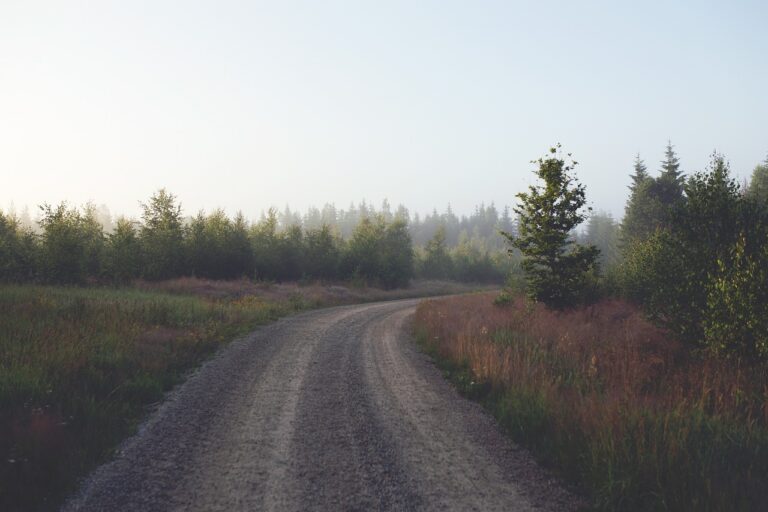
left=504, top=145, right=599, bottom=309
left=660, top=140, right=684, bottom=186
left=621, top=154, right=654, bottom=244
left=629, top=153, right=649, bottom=192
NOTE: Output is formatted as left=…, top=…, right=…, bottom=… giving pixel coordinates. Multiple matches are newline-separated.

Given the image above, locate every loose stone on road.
left=65, top=300, right=580, bottom=511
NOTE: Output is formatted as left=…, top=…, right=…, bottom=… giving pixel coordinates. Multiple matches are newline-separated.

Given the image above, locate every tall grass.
left=414, top=293, right=768, bottom=511
left=0, top=285, right=293, bottom=511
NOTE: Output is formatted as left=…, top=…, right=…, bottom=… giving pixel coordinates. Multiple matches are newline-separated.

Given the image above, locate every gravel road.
left=64, top=299, right=581, bottom=511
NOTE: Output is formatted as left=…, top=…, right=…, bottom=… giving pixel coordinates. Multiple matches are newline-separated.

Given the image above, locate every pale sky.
left=1, top=0, right=766, bottom=221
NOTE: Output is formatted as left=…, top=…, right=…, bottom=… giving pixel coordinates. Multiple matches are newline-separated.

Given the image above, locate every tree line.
left=0, top=190, right=413, bottom=288
left=508, top=142, right=768, bottom=360
left=0, top=190, right=520, bottom=288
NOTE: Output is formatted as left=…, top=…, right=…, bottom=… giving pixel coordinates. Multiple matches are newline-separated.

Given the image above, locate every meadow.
left=414, top=293, right=768, bottom=511
left=0, top=278, right=480, bottom=511
left=0, top=283, right=303, bottom=511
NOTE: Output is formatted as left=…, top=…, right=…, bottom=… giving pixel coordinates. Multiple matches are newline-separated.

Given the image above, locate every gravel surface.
left=64, top=299, right=582, bottom=511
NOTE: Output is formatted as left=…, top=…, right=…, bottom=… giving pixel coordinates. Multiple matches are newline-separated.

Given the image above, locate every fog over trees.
left=3, top=142, right=768, bottom=359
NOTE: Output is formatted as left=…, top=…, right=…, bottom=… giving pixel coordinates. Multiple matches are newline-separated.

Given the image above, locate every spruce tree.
left=629, top=153, right=649, bottom=192
left=504, top=145, right=599, bottom=309
left=660, top=140, right=684, bottom=186
left=621, top=154, right=654, bottom=244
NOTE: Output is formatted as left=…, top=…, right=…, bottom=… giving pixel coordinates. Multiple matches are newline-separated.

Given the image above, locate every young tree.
left=651, top=141, right=686, bottom=230
left=344, top=215, right=413, bottom=288
left=380, top=217, right=414, bottom=288
left=279, top=224, right=305, bottom=281
left=251, top=208, right=282, bottom=280
left=504, top=145, right=599, bottom=309
left=304, top=224, right=342, bottom=280
left=139, top=189, right=185, bottom=280
left=104, top=217, right=141, bottom=284
left=621, top=154, right=654, bottom=243
left=344, top=216, right=386, bottom=285
left=660, top=140, right=685, bottom=188
left=229, top=212, right=255, bottom=278
left=621, top=144, right=686, bottom=248
left=38, top=203, right=103, bottom=284
left=621, top=153, right=743, bottom=344
left=0, top=210, right=37, bottom=282
left=420, top=225, right=453, bottom=279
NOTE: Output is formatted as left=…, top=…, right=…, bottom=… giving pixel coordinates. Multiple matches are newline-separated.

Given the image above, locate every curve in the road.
left=64, top=299, right=580, bottom=512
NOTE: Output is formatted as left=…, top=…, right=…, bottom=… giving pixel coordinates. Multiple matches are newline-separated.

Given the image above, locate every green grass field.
left=0, top=285, right=298, bottom=511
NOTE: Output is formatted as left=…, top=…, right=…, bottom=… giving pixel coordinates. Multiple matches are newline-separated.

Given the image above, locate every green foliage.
left=186, top=209, right=253, bottom=280
left=505, top=145, right=599, bottom=309
left=582, top=211, right=621, bottom=269
left=104, top=218, right=141, bottom=284
left=451, top=238, right=511, bottom=283
left=0, top=285, right=297, bottom=511
left=619, top=152, right=768, bottom=357
left=0, top=211, right=36, bottom=282
left=303, top=225, right=342, bottom=280
left=250, top=207, right=292, bottom=281
left=5, top=189, right=522, bottom=287
left=344, top=215, right=414, bottom=289
left=279, top=224, right=305, bottom=281
left=660, top=140, right=685, bottom=188
left=705, top=231, right=768, bottom=359
left=621, top=143, right=686, bottom=247
left=139, top=189, right=185, bottom=280
left=37, top=203, right=104, bottom=284
left=419, top=225, right=453, bottom=278
left=746, top=155, right=768, bottom=203
left=618, top=230, right=689, bottom=323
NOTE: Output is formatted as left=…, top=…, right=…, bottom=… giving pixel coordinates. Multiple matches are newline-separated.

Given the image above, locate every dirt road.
left=65, top=299, right=579, bottom=511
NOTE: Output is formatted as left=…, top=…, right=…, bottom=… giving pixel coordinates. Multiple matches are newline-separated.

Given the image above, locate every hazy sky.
left=1, top=0, right=766, bottom=220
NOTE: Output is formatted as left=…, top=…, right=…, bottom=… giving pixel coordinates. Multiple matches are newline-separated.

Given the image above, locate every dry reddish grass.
left=415, top=292, right=768, bottom=511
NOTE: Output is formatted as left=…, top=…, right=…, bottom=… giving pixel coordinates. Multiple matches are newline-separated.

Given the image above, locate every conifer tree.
left=660, top=140, right=684, bottom=186
left=139, top=189, right=185, bottom=280
left=621, top=154, right=654, bottom=244
left=746, top=154, right=768, bottom=204
left=504, top=145, right=599, bottom=309
left=629, top=153, right=649, bottom=192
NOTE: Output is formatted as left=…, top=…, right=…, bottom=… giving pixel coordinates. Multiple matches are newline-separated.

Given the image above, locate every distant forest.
left=0, top=193, right=525, bottom=288
left=2, top=143, right=766, bottom=295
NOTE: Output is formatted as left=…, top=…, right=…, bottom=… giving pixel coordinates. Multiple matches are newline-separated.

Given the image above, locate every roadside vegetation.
left=0, top=278, right=480, bottom=512
left=4, top=142, right=767, bottom=510
left=415, top=293, right=768, bottom=511
left=0, top=184, right=503, bottom=511
left=415, top=144, right=768, bottom=511
left=0, top=285, right=293, bottom=511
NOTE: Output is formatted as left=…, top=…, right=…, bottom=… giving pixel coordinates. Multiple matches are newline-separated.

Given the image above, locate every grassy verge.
left=0, top=277, right=488, bottom=511
left=414, top=292, right=768, bottom=511
left=0, top=284, right=304, bottom=511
